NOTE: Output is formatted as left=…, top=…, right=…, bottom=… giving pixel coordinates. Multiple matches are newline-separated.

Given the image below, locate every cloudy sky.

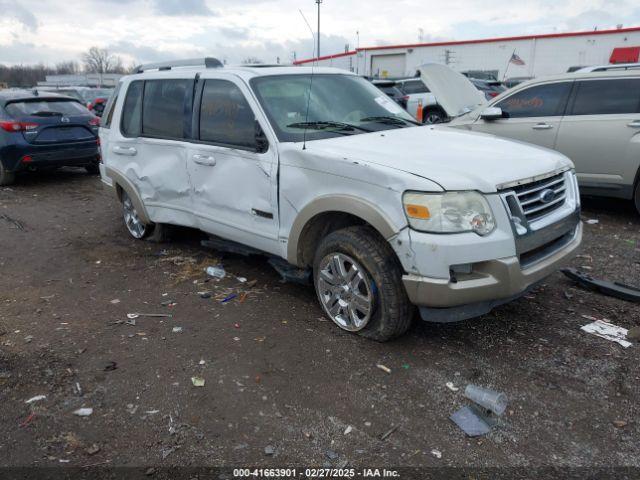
left=1, top=0, right=639, bottom=67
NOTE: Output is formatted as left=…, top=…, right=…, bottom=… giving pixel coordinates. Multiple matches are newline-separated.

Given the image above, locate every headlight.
left=403, top=191, right=496, bottom=235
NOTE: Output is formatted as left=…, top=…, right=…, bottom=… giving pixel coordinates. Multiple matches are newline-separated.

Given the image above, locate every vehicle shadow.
left=9, top=167, right=96, bottom=188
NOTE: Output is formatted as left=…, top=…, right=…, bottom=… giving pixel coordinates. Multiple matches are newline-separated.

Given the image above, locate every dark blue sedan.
left=0, top=90, right=100, bottom=185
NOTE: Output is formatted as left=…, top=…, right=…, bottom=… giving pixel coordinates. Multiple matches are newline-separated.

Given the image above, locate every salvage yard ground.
left=0, top=169, right=639, bottom=469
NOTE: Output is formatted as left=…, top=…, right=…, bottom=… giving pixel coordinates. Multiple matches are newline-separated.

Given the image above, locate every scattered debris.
left=161, top=447, right=175, bottom=460
left=198, top=291, right=212, bottom=299
left=221, top=294, right=237, bottom=304
left=464, top=384, right=508, bottom=416
left=103, top=361, right=118, bottom=371
left=344, top=425, right=353, bottom=435
left=445, top=382, right=459, bottom=392
left=172, top=327, right=183, bottom=334
left=198, top=359, right=206, bottom=365
left=585, top=219, right=599, bottom=225
left=73, top=408, right=93, bottom=417
left=191, top=376, right=205, bottom=387
left=563, top=268, right=640, bottom=303
left=127, top=313, right=172, bottom=319
left=264, top=445, right=275, bottom=456
left=110, top=299, right=121, bottom=304
left=24, top=335, right=34, bottom=344
left=125, top=318, right=136, bottom=326
left=431, top=449, right=442, bottom=459
left=237, top=277, right=247, bottom=283
left=581, top=318, right=631, bottom=348
left=379, top=424, right=399, bottom=441
left=19, top=413, right=36, bottom=428
left=86, top=444, right=101, bottom=456
left=205, top=265, right=226, bottom=279
left=613, top=420, right=627, bottom=428
left=25, top=395, right=46, bottom=404
left=126, top=404, right=138, bottom=415
left=450, top=405, right=495, bottom=437
left=376, top=364, right=391, bottom=374
left=325, top=449, right=339, bottom=460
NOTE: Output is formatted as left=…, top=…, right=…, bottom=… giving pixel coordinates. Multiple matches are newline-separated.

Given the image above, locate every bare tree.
left=82, top=47, right=122, bottom=74
left=55, top=61, right=80, bottom=75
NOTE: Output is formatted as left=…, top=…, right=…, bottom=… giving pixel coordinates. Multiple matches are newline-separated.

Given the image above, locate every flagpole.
left=503, top=48, right=516, bottom=81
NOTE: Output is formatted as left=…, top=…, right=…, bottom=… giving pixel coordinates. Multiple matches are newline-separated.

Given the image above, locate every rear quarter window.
left=569, top=78, right=640, bottom=115
left=121, top=81, right=143, bottom=137
left=102, top=83, right=121, bottom=129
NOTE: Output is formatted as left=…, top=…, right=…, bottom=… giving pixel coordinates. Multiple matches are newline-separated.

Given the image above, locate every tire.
left=422, top=108, right=446, bottom=124
left=0, top=162, right=15, bottom=186
left=634, top=181, right=640, bottom=215
left=313, top=225, right=413, bottom=342
left=121, top=191, right=153, bottom=240
left=85, top=163, right=100, bottom=175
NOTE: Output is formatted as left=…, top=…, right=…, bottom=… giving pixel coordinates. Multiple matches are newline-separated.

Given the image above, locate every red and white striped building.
left=293, top=26, right=640, bottom=79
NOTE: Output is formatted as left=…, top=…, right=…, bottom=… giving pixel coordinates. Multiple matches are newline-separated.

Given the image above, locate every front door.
left=556, top=77, right=640, bottom=194
left=186, top=77, right=279, bottom=255
left=470, top=81, right=573, bottom=150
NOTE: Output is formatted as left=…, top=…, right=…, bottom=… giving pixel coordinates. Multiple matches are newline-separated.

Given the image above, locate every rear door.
left=555, top=77, right=640, bottom=195
left=186, top=75, right=279, bottom=255
left=469, top=81, right=573, bottom=149
left=108, top=77, right=196, bottom=227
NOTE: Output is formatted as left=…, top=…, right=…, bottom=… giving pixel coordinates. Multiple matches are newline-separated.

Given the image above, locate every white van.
left=99, top=58, right=582, bottom=341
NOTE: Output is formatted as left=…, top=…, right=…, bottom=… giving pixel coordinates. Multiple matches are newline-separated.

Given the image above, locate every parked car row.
left=0, top=89, right=100, bottom=185
left=36, top=86, right=114, bottom=117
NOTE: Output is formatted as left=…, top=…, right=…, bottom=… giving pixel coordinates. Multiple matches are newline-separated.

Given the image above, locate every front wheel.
left=635, top=181, right=640, bottom=215
left=313, top=226, right=413, bottom=341
left=423, top=108, right=446, bottom=124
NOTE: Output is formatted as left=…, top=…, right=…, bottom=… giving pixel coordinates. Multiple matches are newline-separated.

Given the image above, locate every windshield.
left=250, top=74, right=417, bottom=142
left=6, top=100, right=89, bottom=118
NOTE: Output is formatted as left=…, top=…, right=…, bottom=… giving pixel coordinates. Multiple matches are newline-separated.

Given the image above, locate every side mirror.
left=480, top=107, right=504, bottom=121
left=255, top=120, right=269, bottom=154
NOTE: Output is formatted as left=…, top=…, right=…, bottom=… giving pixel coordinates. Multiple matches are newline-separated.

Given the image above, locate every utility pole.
left=316, top=0, right=322, bottom=58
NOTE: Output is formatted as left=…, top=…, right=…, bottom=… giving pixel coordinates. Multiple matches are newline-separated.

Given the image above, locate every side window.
left=121, top=81, right=143, bottom=137
left=199, top=79, right=256, bottom=149
left=497, top=82, right=572, bottom=118
left=102, top=83, right=121, bottom=129
left=142, top=79, right=191, bottom=139
left=401, top=81, right=429, bottom=94
left=570, top=79, right=640, bottom=116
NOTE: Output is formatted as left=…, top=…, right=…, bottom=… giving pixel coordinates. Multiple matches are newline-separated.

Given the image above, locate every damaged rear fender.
left=105, top=166, right=152, bottom=225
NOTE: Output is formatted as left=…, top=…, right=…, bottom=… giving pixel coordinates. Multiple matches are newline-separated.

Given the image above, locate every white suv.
left=99, top=58, right=582, bottom=341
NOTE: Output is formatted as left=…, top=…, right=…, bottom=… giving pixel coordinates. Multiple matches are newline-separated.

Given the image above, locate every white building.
left=293, top=26, right=640, bottom=80
left=37, top=73, right=123, bottom=88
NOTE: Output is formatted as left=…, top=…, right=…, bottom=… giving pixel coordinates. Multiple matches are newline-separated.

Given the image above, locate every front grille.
left=509, top=172, right=567, bottom=222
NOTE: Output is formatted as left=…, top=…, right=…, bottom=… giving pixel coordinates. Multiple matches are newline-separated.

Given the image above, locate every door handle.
left=192, top=154, right=216, bottom=166
left=532, top=123, right=553, bottom=130
left=112, top=146, right=137, bottom=156
left=627, top=120, right=640, bottom=128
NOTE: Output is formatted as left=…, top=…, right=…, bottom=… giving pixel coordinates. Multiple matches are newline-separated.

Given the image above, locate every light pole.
left=316, top=0, right=322, bottom=58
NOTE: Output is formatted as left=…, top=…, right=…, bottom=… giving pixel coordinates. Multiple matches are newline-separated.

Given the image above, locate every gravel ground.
left=0, top=168, right=638, bottom=473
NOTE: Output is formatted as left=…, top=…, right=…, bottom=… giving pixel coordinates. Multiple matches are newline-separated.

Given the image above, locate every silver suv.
left=99, top=59, right=581, bottom=341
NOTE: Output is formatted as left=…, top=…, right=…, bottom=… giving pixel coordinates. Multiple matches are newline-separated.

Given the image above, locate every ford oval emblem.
left=60, top=117, right=70, bottom=123
left=539, top=188, right=556, bottom=204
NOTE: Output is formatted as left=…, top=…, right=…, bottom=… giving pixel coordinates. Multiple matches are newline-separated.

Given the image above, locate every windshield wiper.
left=286, top=121, right=372, bottom=133
left=360, top=116, right=421, bottom=126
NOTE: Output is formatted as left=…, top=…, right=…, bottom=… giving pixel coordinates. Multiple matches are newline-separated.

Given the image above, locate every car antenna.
left=299, top=8, right=317, bottom=151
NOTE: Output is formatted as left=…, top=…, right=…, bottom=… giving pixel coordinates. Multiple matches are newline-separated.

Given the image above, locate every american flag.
left=510, top=52, right=526, bottom=66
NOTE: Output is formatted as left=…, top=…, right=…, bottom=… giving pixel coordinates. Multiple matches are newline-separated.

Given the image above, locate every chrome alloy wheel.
left=122, top=193, right=147, bottom=239
left=316, top=253, right=374, bottom=331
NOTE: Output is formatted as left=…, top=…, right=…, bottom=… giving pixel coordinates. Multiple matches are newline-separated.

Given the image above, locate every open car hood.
left=418, top=63, right=486, bottom=118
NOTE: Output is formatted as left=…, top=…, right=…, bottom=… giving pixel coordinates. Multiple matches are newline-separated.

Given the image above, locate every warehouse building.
left=293, top=26, right=640, bottom=80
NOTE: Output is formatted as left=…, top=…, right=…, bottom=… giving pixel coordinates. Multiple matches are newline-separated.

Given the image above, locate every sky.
left=1, top=0, right=639, bottom=67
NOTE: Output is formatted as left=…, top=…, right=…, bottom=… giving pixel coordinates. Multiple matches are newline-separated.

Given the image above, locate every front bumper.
left=402, top=219, right=582, bottom=311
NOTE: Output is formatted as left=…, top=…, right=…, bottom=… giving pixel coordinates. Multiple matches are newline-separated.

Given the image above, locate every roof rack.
left=135, top=57, right=223, bottom=73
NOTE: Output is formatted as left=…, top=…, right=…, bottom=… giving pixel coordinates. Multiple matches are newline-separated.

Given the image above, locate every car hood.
left=302, top=126, right=573, bottom=193
left=418, top=63, right=486, bottom=118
